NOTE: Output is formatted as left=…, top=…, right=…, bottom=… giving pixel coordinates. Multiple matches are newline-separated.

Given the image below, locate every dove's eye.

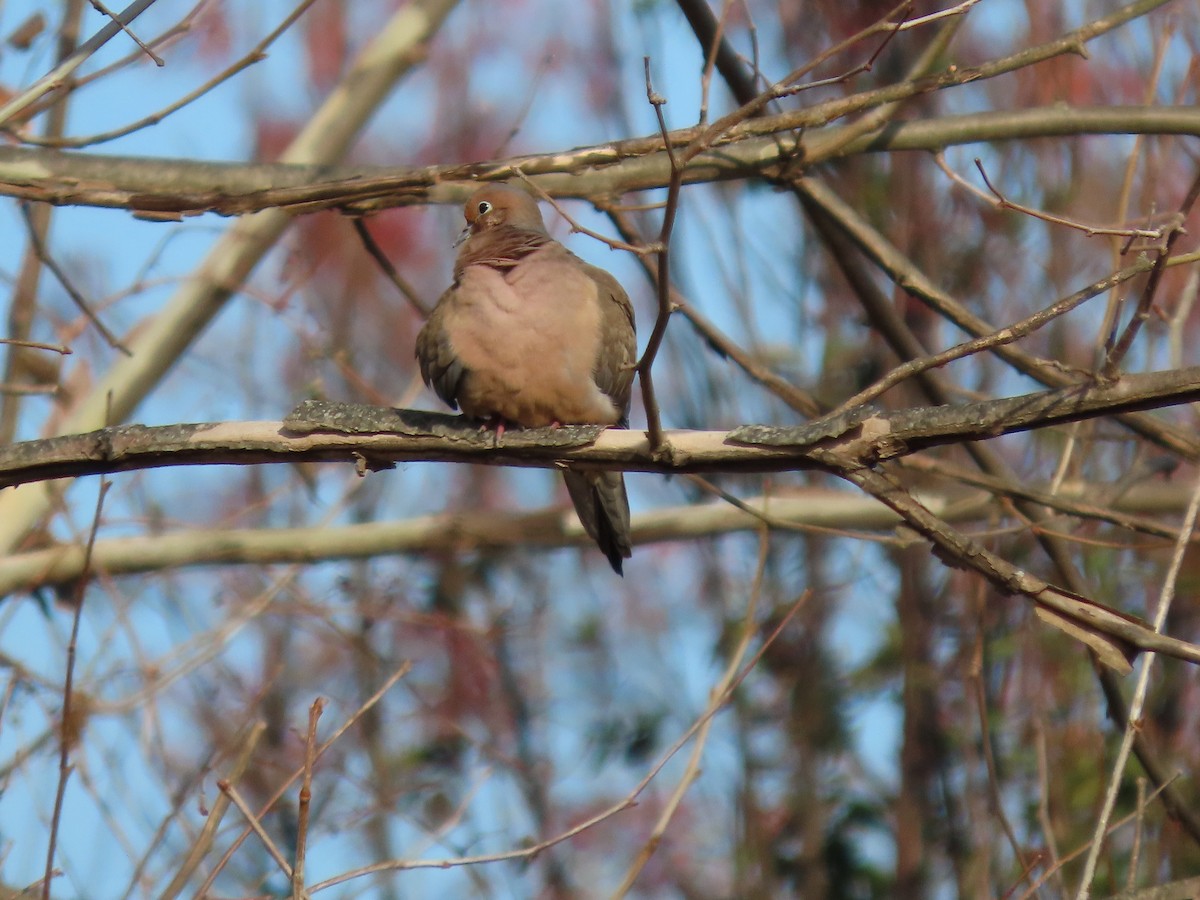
left=477, top=200, right=492, bottom=216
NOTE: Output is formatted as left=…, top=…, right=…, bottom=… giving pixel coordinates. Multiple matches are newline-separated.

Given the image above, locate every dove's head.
left=461, top=184, right=548, bottom=239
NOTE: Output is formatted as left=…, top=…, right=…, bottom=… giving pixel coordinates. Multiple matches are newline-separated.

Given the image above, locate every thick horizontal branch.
left=0, top=107, right=1198, bottom=217
left=0, top=415, right=802, bottom=487
left=2, top=0, right=1165, bottom=216
left=3, top=366, right=1199, bottom=488
left=0, top=480, right=1189, bottom=599
left=731, top=365, right=1200, bottom=455
left=0, top=490, right=908, bottom=598
left=5, top=368, right=1199, bottom=668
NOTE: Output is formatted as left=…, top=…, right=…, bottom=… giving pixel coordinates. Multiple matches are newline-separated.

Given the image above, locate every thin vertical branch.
left=157, top=721, right=266, bottom=900
left=196, top=662, right=411, bottom=896
left=292, top=698, right=324, bottom=900
left=1033, top=720, right=1067, bottom=897
left=1018, top=778, right=1178, bottom=899
left=1, top=0, right=85, bottom=444
left=635, top=58, right=683, bottom=451
left=607, top=208, right=821, bottom=416
left=1102, top=167, right=1200, bottom=378
left=1127, top=777, right=1147, bottom=891
left=42, top=479, right=110, bottom=900
left=1075, top=471, right=1200, bottom=898
left=1097, top=22, right=1174, bottom=363
left=693, top=0, right=734, bottom=125
left=971, top=615, right=1032, bottom=886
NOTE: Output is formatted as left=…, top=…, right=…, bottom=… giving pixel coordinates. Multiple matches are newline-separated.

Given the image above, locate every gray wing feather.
left=415, top=291, right=467, bottom=410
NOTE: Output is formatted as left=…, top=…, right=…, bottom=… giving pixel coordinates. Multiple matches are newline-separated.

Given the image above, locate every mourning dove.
left=416, top=184, right=637, bottom=573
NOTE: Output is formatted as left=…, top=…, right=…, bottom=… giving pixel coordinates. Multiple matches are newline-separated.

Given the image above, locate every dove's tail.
left=563, top=469, right=632, bottom=575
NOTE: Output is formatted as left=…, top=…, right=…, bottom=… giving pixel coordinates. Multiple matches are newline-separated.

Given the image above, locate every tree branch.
left=4, top=106, right=1200, bottom=217
left=0, top=365, right=1197, bottom=489
left=0, top=476, right=1192, bottom=600
left=4, top=366, right=1198, bottom=667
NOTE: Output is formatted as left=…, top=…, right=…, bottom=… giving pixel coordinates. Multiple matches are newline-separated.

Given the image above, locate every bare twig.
left=18, top=202, right=130, bottom=355
left=898, top=456, right=1185, bottom=544
left=351, top=218, right=431, bottom=317
left=0, top=338, right=71, bottom=354
left=974, top=158, right=1167, bottom=240
left=196, top=662, right=410, bottom=895
left=1166, top=266, right=1199, bottom=370
left=219, top=780, right=297, bottom=880
left=1074, top=471, right=1200, bottom=898
left=685, top=474, right=894, bottom=543
left=489, top=53, right=554, bottom=158
left=85, top=0, right=163, bottom=64
left=1128, top=777, right=1147, bottom=891
left=492, top=617, right=572, bottom=894
left=1017, top=779, right=1178, bottom=898
left=157, top=722, right=266, bottom=900
left=1094, top=663, right=1200, bottom=846
left=514, top=172, right=652, bottom=253
left=0, top=0, right=159, bottom=128
left=970, top=614, right=1032, bottom=888
left=635, top=58, right=683, bottom=450
left=309, top=594, right=810, bottom=892
left=293, top=698, right=325, bottom=900
left=673, top=0, right=915, bottom=170
left=803, top=8, right=966, bottom=161
left=1033, top=720, right=1067, bottom=896
left=823, top=259, right=1153, bottom=420
left=1098, top=24, right=1173, bottom=365
left=692, top=0, right=736, bottom=125
left=606, top=207, right=821, bottom=416
left=49, top=1, right=211, bottom=96
left=896, top=0, right=982, bottom=29
left=1102, top=166, right=1200, bottom=378
left=32, top=0, right=320, bottom=149
left=0, top=0, right=84, bottom=445
left=41, top=479, right=110, bottom=900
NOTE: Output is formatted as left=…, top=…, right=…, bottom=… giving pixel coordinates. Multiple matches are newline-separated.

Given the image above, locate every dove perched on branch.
left=416, top=184, right=637, bottom=573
